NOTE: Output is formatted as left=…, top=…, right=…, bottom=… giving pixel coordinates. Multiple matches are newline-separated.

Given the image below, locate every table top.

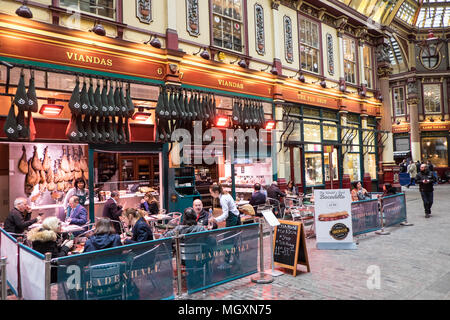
left=144, top=214, right=173, bottom=222
left=236, top=200, right=250, bottom=206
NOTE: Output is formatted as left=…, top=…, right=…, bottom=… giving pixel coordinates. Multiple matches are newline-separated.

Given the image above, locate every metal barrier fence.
left=351, top=193, right=410, bottom=236
left=1, top=257, right=6, bottom=300
left=0, top=223, right=259, bottom=300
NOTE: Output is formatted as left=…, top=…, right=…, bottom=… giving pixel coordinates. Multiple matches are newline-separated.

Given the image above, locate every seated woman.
left=382, top=183, right=397, bottom=197
left=351, top=181, right=370, bottom=202
left=140, top=193, right=159, bottom=215
left=83, top=218, right=122, bottom=253
left=123, top=208, right=153, bottom=244
left=27, top=216, right=73, bottom=283
left=163, top=207, right=206, bottom=238
left=27, top=216, right=73, bottom=258
left=286, top=181, right=299, bottom=196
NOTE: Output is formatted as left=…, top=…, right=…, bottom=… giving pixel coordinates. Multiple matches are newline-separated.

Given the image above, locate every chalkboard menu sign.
left=273, top=220, right=310, bottom=276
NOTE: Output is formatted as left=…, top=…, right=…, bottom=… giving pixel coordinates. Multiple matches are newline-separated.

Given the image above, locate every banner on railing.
left=382, top=193, right=407, bottom=227
left=54, top=238, right=174, bottom=300
left=182, top=223, right=259, bottom=294
left=351, top=199, right=381, bottom=236
left=18, top=244, right=46, bottom=300
left=0, top=229, right=19, bottom=296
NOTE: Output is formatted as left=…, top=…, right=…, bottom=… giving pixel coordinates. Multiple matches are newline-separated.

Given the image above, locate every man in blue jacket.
left=249, top=183, right=266, bottom=216
left=67, top=196, right=88, bottom=236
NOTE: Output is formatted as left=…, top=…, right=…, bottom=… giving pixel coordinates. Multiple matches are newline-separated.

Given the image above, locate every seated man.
left=249, top=183, right=266, bottom=216
left=266, top=181, right=286, bottom=217
left=66, top=196, right=88, bottom=236
left=163, top=207, right=206, bottom=238
left=193, top=198, right=217, bottom=229
left=4, top=197, right=42, bottom=236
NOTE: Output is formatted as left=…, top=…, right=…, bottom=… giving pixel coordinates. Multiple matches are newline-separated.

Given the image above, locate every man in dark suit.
left=4, top=197, right=41, bottom=236
left=102, top=191, right=123, bottom=234
left=249, top=183, right=266, bottom=216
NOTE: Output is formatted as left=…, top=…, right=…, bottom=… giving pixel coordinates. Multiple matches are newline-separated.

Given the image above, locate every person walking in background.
left=407, top=160, right=417, bottom=188
left=416, top=163, right=437, bottom=218
left=416, top=160, right=422, bottom=173
left=427, top=160, right=434, bottom=173
left=399, top=159, right=408, bottom=173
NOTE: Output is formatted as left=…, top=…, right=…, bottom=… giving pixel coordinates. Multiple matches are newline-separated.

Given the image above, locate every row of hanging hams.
left=19, top=145, right=89, bottom=197
left=66, top=77, right=133, bottom=144
left=3, top=69, right=38, bottom=141
left=155, top=86, right=217, bottom=143
left=232, top=99, right=266, bottom=129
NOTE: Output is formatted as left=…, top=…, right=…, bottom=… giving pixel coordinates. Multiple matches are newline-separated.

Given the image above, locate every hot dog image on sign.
left=314, top=189, right=355, bottom=249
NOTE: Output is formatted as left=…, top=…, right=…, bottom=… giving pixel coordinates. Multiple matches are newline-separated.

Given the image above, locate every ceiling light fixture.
left=16, top=0, right=33, bottom=19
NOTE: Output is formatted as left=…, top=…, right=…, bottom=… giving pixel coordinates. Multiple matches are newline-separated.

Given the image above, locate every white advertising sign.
left=314, top=189, right=356, bottom=250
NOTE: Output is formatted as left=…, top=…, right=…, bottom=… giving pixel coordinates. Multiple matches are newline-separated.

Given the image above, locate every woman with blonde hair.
left=140, top=192, right=159, bottom=215
left=27, top=216, right=73, bottom=258
left=123, top=208, right=153, bottom=244
left=83, top=218, right=122, bottom=253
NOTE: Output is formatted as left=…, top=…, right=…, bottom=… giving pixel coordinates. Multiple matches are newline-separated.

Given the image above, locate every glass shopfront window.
left=347, top=153, right=361, bottom=182
left=368, top=153, right=377, bottom=180
left=305, top=153, right=323, bottom=186
left=422, top=136, right=448, bottom=167
left=323, top=121, right=338, bottom=141
left=324, top=149, right=338, bottom=181
left=423, top=84, right=441, bottom=114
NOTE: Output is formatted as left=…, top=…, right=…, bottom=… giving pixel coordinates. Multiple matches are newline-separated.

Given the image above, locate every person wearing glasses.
left=4, top=197, right=42, bottom=236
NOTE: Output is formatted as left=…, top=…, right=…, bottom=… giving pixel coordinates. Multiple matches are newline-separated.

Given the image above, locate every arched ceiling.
left=336, top=0, right=450, bottom=27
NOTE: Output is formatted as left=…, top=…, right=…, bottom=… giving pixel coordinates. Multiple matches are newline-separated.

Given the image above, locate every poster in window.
left=186, top=0, right=200, bottom=36
left=136, top=0, right=152, bottom=24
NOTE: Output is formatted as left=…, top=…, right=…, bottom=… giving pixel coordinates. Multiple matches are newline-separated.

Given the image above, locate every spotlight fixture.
left=230, top=57, right=247, bottom=68
left=193, top=47, right=210, bottom=60
left=16, top=0, right=33, bottom=19
left=270, top=65, right=278, bottom=76
left=144, top=34, right=161, bottom=49
left=429, top=117, right=435, bottom=122
left=320, top=80, right=327, bottom=88
left=89, top=20, right=106, bottom=36
left=396, top=119, right=401, bottom=125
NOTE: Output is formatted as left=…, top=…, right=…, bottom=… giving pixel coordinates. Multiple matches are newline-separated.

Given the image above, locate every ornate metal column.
left=407, top=78, right=421, bottom=162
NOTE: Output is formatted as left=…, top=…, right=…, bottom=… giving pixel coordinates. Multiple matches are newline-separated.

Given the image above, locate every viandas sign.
left=314, top=189, right=357, bottom=250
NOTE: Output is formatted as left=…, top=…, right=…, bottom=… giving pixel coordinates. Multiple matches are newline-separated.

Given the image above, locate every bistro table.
left=29, top=222, right=85, bottom=234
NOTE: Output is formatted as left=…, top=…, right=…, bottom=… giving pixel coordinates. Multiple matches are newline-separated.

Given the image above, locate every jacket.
left=28, top=228, right=70, bottom=258
left=3, top=208, right=37, bottom=235
left=140, top=201, right=159, bottom=215
left=163, top=224, right=206, bottom=238
left=267, top=185, right=286, bottom=202
left=196, top=209, right=210, bottom=226
left=102, top=198, right=123, bottom=234
left=416, top=170, right=436, bottom=193
left=69, top=204, right=88, bottom=226
left=83, top=233, right=122, bottom=253
left=124, top=218, right=153, bottom=244
left=407, top=164, right=417, bottom=178
left=249, top=191, right=266, bottom=207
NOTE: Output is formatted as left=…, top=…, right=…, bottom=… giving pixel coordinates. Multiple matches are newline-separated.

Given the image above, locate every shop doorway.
left=289, top=146, right=303, bottom=193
